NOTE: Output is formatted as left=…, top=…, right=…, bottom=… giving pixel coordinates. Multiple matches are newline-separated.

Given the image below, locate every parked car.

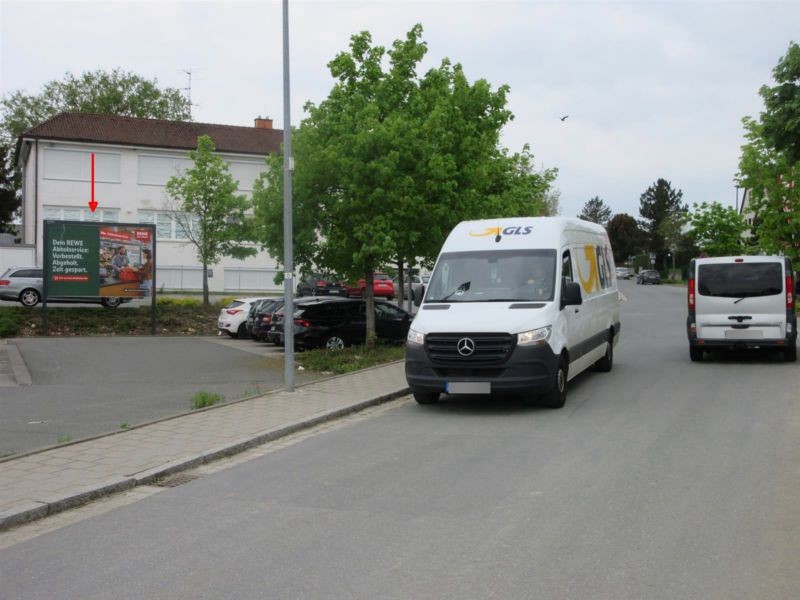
left=345, top=272, right=396, bottom=299
left=615, top=267, right=633, bottom=280
left=296, top=274, right=347, bottom=297
left=261, top=296, right=322, bottom=344
left=687, top=255, right=796, bottom=362
left=637, top=270, right=661, bottom=285
left=0, top=266, right=128, bottom=308
left=217, top=297, right=271, bottom=338
left=274, top=297, right=412, bottom=350
left=393, top=275, right=426, bottom=300
left=253, top=299, right=285, bottom=342
left=245, top=298, right=278, bottom=340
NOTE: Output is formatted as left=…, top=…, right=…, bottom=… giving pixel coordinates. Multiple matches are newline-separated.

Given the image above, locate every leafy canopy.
left=687, top=202, right=747, bottom=257
left=737, top=41, right=800, bottom=264
left=606, top=213, right=644, bottom=262
left=638, top=178, right=687, bottom=261
left=1, top=68, right=190, bottom=146
left=577, top=196, right=612, bottom=225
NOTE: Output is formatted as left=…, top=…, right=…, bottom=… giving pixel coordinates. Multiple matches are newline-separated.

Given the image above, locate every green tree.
left=737, top=41, right=800, bottom=263
left=1, top=68, right=190, bottom=146
left=578, top=196, right=612, bottom=225
left=166, top=135, right=255, bottom=306
left=758, top=41, right=800, bottom=164
left=252, top=25, right=554, bottom=345
left=0, top=145, right=18, bottom=234
left=687, top=202, right=747, bottom=257
left=638, top=178, right=687, bottom=265
left=605, top=213, right=644, bottom=263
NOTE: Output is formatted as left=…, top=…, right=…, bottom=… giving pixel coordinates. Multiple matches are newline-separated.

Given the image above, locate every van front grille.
left=425, top=332, right=515, bottom=365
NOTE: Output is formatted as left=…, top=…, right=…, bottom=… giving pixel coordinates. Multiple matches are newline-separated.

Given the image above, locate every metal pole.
left=282, top=0, right=295, bottom=391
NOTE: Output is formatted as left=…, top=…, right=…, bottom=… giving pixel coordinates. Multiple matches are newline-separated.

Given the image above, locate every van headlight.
left=517, top=326, right=552, bottom=347
left=407, top=329, right=425, bottom=345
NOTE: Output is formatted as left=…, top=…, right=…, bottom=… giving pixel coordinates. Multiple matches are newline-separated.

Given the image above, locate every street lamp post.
left=282, top=0, right=295, bottom=391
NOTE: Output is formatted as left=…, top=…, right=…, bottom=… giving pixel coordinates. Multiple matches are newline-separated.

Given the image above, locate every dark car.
left=245, top=298, right=278, bottom=340
left=296, top=274, right=347, bottom=297
left=637, top=270, right=661, bottom=285
left=259, top=297, right=323, bottom=343
left=275, top=297, right=412, bottom=350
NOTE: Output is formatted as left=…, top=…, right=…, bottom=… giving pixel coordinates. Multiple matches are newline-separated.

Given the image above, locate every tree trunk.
left=365, top=269, right=376, bottom=349
left=202, top=261, right=209, bottom=306
left=396, top=259, right=404, bottom=308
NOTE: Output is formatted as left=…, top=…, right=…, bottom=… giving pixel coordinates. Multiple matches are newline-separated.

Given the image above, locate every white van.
left=687, top=256, right=797, bottom=362
left=406, top=217, right=621, bottom=408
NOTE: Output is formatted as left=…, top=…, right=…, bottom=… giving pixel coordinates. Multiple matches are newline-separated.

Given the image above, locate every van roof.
left=695, top=256, right=785, bottom=265
left=442, top=217, right=608, bottom=253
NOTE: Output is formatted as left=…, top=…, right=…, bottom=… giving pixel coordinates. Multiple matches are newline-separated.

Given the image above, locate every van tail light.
left=0, top=280, right=9, bottom=286
left=294, top=319, right=312, bottom=327
left=226, top=309, right=243, bottom=315
left=688, top=278, right=695, bottom=310
left=787, top=275, right=794, bottom=309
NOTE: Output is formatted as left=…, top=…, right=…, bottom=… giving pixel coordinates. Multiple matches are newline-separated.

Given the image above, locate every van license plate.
left=446, top=382, right=490, bottom=394
left=725, top=329, right=762, bottom=339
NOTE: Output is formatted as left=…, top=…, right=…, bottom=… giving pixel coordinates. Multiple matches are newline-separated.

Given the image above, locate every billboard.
left=44, top=221, right=156, bottom=298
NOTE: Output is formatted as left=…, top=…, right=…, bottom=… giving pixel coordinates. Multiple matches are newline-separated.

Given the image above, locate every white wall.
left=22, top=139, right=278, bottom=292
left=0, top=246, right=36, bottom=274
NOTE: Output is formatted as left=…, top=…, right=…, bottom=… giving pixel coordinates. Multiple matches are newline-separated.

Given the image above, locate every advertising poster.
left=44, top=221, right=156, bottom=298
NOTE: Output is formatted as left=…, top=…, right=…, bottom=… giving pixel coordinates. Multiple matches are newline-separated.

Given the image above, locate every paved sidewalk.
left=0, top=361, right=408, bottom=531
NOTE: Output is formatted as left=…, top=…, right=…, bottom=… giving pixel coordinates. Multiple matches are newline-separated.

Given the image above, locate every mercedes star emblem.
left=457, top=337, right=475, bottom=356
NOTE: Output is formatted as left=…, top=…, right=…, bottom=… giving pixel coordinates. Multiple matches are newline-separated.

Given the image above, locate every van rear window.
left=697, top=263, right=782, bottom=298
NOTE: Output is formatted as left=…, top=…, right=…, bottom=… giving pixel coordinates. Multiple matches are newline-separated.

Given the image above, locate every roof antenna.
left=180, top=68, right=196, bottom=120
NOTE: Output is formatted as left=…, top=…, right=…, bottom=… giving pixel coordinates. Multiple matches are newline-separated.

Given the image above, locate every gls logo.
left=469, top=225, right=533, bottom=238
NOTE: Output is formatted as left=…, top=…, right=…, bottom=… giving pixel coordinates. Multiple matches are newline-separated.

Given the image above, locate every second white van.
left=405, top=217, right=621, bottom=408
left=687, top=256, right=797, bottom=362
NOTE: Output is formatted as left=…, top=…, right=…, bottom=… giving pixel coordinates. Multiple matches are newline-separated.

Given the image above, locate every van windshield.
left=426, top=249, right=557, bottom=303
left=697, top=263, right=783, bottom=298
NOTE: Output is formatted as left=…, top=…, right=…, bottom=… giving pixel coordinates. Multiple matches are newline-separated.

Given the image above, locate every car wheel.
left=784, top=345, right=797, bottom=362
left=234, top=322, right=247, bottom=339
left=19, top=288, right=40, bottom=307
left=101, top=297, right=121, bottom=308
left=594, top=334, right=613, bottom=372
left=322, top=334, right=346, bottom=350
left=540, top=357, right=568, bottom=409
left=689, top=346, right=704, bottom=362
left=413, top=390, right=440, bottom=405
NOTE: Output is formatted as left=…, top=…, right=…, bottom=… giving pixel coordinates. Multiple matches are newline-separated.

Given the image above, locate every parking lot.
left=0, top=335, right=321, bottom=456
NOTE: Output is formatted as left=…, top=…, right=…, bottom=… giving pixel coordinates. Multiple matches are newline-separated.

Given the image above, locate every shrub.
left=0, top=309, right=23, bottom=338
left=190, top=391, right=224, bottom=410
left=156, top=296, right=202, bottom=308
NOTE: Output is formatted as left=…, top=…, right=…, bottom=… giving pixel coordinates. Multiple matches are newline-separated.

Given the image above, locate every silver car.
left=0, top=266, right=127, bottom=307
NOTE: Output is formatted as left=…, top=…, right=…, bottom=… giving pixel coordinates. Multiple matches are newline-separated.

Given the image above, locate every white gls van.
left=687, top=256, right=797, bottom=362
left=405, top=217, right=621, bottom=408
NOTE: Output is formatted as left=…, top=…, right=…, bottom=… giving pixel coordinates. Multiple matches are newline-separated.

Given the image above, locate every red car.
left=345, top=272, right=396, bottom=299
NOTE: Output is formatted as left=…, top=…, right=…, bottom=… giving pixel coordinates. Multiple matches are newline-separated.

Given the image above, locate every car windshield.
left=425, top=249, right=557, bottom=302
left=698, top=263, right=783, bottom=298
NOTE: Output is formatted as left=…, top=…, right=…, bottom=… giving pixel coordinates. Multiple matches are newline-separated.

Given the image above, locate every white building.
left=13, top=112, right=283, bottom=293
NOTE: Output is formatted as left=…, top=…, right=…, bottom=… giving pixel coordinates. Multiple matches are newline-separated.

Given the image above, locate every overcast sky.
left=2, top=0, right=798, bottom=219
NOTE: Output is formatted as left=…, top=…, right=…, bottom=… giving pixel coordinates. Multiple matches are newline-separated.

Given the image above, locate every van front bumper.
left=405, top=343, right=560, bottom=395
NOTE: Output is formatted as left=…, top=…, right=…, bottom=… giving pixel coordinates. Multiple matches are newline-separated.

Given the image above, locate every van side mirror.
left=561, top=281, right=583, bottom=309
left=413, top=285, right=425, bottom=307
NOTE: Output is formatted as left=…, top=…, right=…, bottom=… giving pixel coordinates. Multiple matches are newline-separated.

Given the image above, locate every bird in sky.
left=560, top=115, right=569, bottom=122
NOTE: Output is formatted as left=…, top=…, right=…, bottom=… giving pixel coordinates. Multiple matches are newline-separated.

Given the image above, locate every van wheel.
left=594, top=335, right=614, bottom=372
left=785, top=346, right=797, bottom=362
left=690, top=346, right=704, bottom=362
left=541, top=357, right=568, bottom=409
left=19, top=288, right=40, bottom=307
left=413, top=390, right=440, bottom=405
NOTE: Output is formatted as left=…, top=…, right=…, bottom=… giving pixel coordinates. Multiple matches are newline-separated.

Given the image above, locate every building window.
left=43, top=206, right=120, bottom=222
left=43, top=149, right=121, bottom=183
left=137, top=155, right=193, bottom=186
left=139, top=210, right=199, bottom=240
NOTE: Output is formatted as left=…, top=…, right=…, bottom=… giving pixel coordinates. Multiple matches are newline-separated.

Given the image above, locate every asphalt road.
left=2, top=281, right=799, bottom=599
left=0, top=336, right=318, bottom=455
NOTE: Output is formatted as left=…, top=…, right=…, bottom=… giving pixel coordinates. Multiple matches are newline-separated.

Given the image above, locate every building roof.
left=18, top=112, right=283, bottom=156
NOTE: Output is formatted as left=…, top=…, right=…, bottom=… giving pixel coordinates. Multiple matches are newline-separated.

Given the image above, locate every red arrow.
left=88, top=152, right=98, bottom=212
